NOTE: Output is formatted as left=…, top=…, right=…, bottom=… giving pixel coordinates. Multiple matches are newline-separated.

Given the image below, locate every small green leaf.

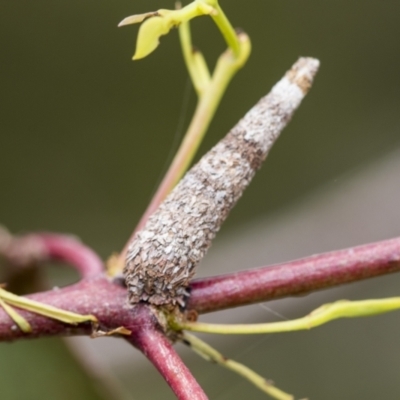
left=120, top=1, right=218, bottom=60
left=133, top=16, right=170, bottom=60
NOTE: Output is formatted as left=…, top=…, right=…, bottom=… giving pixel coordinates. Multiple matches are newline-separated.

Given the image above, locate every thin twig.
left=0, top=226, right=46, bottom=268
left=188, top=236, right=400, bottom=313
left=0, top=229, right=104, bottom=279
left=126, top=305, right=208, bottom=400
left=38, top=234, right=104, bottom=279
left=175, top=297, right=400, bottom=334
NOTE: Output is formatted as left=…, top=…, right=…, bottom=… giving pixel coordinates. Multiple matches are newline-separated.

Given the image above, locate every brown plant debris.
left=124, top=57, right=320, bottom=307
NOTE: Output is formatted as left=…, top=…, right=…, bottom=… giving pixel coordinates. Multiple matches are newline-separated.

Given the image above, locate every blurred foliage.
left=0, top=338, right=103, bottom=400
left=1, top=0, right=400, bottom=399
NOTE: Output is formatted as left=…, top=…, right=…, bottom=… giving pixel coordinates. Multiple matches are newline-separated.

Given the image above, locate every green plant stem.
left=179, top=20, right=211, bottom=96
left=210, top=2, right=241, bottom=57
left=182, top=332, right=293, bottom=400
left=171, top=297, right=400, bottom=334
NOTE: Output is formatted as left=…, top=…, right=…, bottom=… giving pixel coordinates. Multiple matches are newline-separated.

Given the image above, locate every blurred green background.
left=1, top=0, right=400, bottom=399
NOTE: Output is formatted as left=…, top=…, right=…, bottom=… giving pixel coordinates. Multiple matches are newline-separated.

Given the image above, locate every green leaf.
left=133, top=16, right=170, bottom=60
left=120, top=1, right=218, bottom=60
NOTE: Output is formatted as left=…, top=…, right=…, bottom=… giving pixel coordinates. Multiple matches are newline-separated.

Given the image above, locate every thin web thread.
left=259, top=303, right=290, bottom=321
left=149, top=77, right=193, bottom=201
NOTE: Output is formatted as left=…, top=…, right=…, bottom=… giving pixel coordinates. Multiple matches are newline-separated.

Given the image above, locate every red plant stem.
left=0, top=231, right=104, bottom=279
left=1, top=237, right=400, bottom=398
left=1, top=237, right=400, bottom=338
left=0, top=278, right=127, bottom=340
left=127, top=305, right=209, bottom=400
left=37, top=234, right=104, bottom=279
left=0, top=279, right=205, bottom=398
left=188, top=236, right=400, bottom=314
left=0, top=278, right=206, bottom=398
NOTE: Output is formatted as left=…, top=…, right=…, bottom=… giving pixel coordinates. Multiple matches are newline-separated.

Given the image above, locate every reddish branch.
left=0, top=230, right=208, bottom=398
left=1, top=232, right=400, bottom=398
left=0, top=229, right=103, bottom=279
left=126, top=305, right=208, bottom=400
left=3, top=58, right=400, bottom=399
left=188, top=236, right=400, bottom=313
left=0, top=278, right=122, bottom=341
left=0, top=236, right=399, bottom=335
left=37, top=234, right=104, bottom=279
